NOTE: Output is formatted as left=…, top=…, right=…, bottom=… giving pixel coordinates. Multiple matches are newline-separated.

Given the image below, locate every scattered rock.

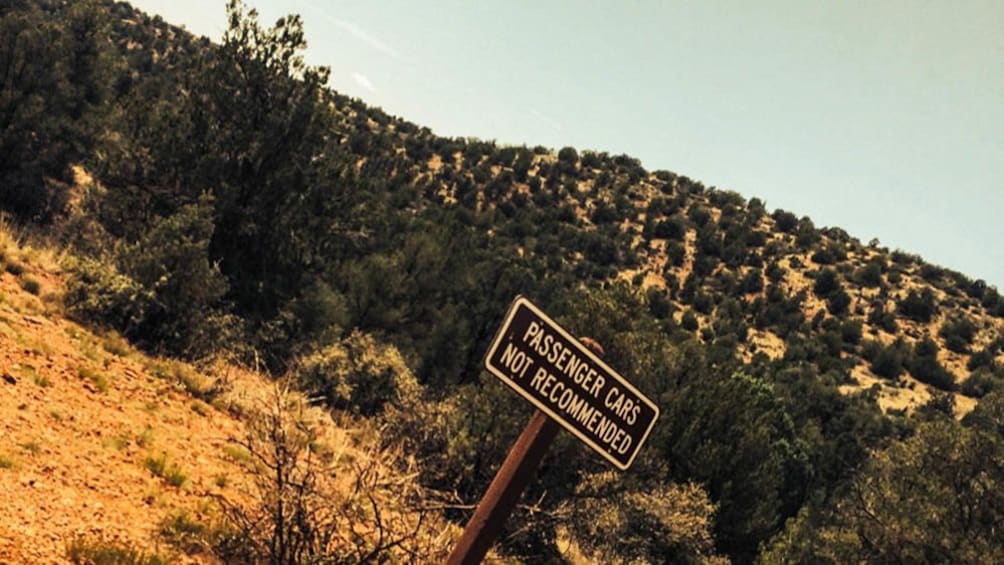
left=21, top=315, right=46, bottom=327
left=3, top=374, right=16, bottom=385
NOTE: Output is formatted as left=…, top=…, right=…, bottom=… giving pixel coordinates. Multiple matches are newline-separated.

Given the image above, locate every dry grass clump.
left=65, top=536, right=170, bottom=565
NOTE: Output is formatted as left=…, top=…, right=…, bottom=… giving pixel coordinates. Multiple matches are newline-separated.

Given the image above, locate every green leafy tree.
left=761, top=421, right=1004, bottom=564
left=661, top=372, right=809, bottom=561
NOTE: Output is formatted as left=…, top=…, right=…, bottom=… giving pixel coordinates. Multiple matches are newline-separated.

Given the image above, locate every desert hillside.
left=2, top=1, right=1003, bottom=563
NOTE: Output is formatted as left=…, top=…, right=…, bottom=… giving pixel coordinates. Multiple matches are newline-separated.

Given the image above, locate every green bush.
left=65, top=257, right=151, bottom=333
left=827, top=288, right=851, bottom=316
left=968, top=348, right=997, bottom=372
left=854, top=260, right=884, bottom=287
left=557, top=146, right=579, bottom=165
left=813, top=268, right=839, bottom=297
left=772, top=209, right=798, bottom=233
left=841, top=320, right=863, bottom=345
left=688, top=205, right=712, bottom=228
left=909, top=338, right=956, bottom=391
left=65, top=200, right=234, bottom=357
left=682, top=310, right=699, bottom=332
left=868, top=302, right=899, bottom=333
left=863, top=339, right=906, bottom=379
left=898, top=289, right=938, bottom=323
left=654, top=217, right=685, bottom=240
left=961, top=370, right=999, bottom=399
left=297, top=330, right=418, bottom=416
left=939, top=316, right=977, bottom=353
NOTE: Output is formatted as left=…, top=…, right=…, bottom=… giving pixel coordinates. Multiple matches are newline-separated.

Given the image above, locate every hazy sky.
left=130, top=0, right=1004, bottom=287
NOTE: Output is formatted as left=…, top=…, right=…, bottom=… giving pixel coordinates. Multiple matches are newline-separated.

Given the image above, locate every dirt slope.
left=0, top=230, right=453, bottom=563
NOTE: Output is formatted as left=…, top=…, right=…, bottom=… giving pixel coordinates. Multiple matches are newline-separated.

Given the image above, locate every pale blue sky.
left=131, top=0, right=1004, bottom=288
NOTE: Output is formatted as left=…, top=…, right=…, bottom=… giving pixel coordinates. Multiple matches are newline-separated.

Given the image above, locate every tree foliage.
left=762, top=420, right=1004, bottom=563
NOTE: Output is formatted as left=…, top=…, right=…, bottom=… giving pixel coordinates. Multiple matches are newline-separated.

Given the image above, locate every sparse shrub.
left=647, top=288, right=673, bottom=320
left=981, top=287, right=1002, bottom=311
left=740, top=268, right=763, bottom=294
left=688, top=205, right=712, bottom=228
left=766, top=261, right=785, bottom=283
left=78, top=366, right=108, bottom=393
left=810, top=246, right=836, bottom=264
left=968, top=279, right=988, bottom=300
left=968, top=348, right=997, bottom=372
left=692, top=291, right=715, bottom=315
left=811, top=241, right=843, bottom=264
left=557, top=145, right=579, bottom=166
left=841, top=320, right=863, bottom=345
left=868, top=301, right=899, bottom=333
left=891, top=249, right=918, bottom=266
left=590, top=201, right=619, bottom=224
left=919, top=263, right=946, bottom=283
left=700, top=327, right=715, bottom=342
left=160, top=510, right=216, bottom=555
left=665, top=240, right=686, bottom=267
left=796, top=218, right=819, bottom=248
left=145, top=453, right=187, bottom=487
left=215, top=384, right=444, bottom=563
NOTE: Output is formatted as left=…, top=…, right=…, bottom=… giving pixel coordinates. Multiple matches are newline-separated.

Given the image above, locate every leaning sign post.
left=447, top=296, right=660, bottom=564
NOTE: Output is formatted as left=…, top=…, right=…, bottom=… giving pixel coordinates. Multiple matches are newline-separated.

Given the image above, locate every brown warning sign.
left=484, top=296, right=659, bottom=470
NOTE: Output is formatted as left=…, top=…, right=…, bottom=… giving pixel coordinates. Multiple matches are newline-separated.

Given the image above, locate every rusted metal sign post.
left=447, top=296, right=660, bottom=564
